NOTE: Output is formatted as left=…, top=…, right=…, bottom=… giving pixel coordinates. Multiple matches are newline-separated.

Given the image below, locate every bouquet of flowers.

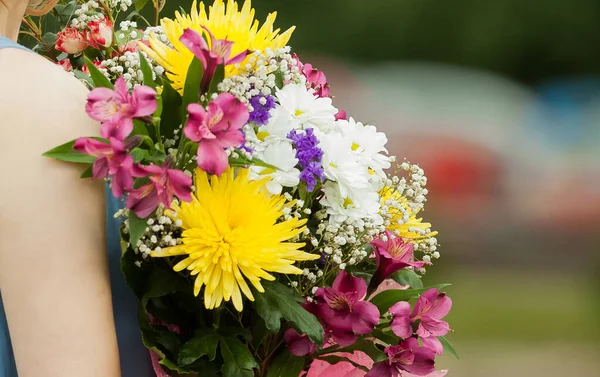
left=40, top=1, right=457, bottom=376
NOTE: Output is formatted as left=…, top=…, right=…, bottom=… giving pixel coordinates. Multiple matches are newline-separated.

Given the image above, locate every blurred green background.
left=159, top=1, right=600, bottom=375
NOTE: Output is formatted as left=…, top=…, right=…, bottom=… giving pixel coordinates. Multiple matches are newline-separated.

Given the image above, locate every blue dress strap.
left=0, top=36, right=31, bottom=53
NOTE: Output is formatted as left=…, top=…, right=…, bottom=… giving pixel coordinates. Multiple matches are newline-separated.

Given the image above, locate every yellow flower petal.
left=143, top=0, right=295, bottom=93
left=152, top=167, right=318, bottom=311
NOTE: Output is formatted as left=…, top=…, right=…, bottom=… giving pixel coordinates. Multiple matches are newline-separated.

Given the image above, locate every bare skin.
left=0, top=1, right=122, bottom=376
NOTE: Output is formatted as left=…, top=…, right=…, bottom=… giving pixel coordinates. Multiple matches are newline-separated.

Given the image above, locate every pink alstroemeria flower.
left=86, top=76, right=157, bottom=140
left=369, top=231, right=428, bottom=292
left=179, top=27, right=250, bottom=92
left=388, top=288, right=452, bottom=355
left=366, top=338, right=436, bottom=377
left=313, top=271, right=380, bottom=346
left=412, top=289, right=452, bottom=355
left=126, top=158, right=193, bottom=218
left=284, top=329, right=317, bottom=357
left=293, top=54, right=331, bottom=98
left=184, top=93, right=249, bottom=176
left=305, top=347, right=448, bottom=377
left=334, top=109, right=347, bottom=121
left=74, top=137, right=137, bottom=198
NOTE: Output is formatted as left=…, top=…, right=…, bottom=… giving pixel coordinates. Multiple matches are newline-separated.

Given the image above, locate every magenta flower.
left=313, top=271, right=380, bottom=346
left=366, top=338, right=436, bottom=377
left=388, top=288, right=452, bottom=355
left=184, top=93, right=249, bottom=176
left=412, top=289, right=452, bottom=355
left=389, top=301, right=413, bottom=339
left=369, top=231, right=428, bottom=292
left=179, top=27, right=250, bottom=92
left=74, top=137, right=137, bottom=198
left=126, top=158, right=193, bottom=218
left=86, top=77, right=157, bottom=140
left=335, top=109, right=347, bottom=121
left=284, top=329, right=317, bottom=356
left=293, top=54, right=330, bottom=98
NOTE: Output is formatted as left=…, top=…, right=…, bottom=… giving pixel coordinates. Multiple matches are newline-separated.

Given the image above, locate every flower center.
left=343, top=197, right=354, bottom=209
left=388, top=243, right=409, bottom=259
left=209, top=107, right=225, bottom=129
left=100, top=98, right=124, bottom=119
left=329, top=294, right=351, bottom=312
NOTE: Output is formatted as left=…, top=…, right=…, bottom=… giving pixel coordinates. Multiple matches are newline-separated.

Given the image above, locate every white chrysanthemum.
left=256, top=105, right=297, bottom=142
left=320, top=181, right=382, bottom=225
left=338, top=117, right=391, bottom=180
left=318, top=131, right=370, bottom=197
left=274, top=83, right=337, bottom=132
left=250, top=140, right=300, bottom=195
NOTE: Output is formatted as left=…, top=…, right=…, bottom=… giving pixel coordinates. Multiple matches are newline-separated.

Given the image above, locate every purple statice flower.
left=287, top=128, right=325, bottom=191
left=248, top=94, right=276, bottom=126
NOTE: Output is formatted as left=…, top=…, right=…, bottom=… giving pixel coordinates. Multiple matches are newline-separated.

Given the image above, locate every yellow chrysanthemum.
left=381, top=187, right=438, bottom=241
left=151, top=168, right=318, bottom=311
left=141, top=0, right=295, bottom=93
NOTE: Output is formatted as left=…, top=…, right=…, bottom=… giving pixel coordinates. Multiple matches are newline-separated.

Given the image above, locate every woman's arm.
left=0, top=50, right=121, bottom=377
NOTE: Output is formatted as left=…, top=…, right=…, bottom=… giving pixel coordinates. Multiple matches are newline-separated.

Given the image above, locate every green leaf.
left=266, top=350, right=305, bottom=377
left=390, top=269, right=424, bottom=289
left=254, top=281, right=324, bottom=345
left=41, top=32, right=57, bottom=47
left=158, top=78, right=183, bottom=140
left=84, top=57, right=113, bottom=89
left=130, top=148, right=148, bottom=163
left=128, top=210, right=148, bottom=248
left=182, top=57, right=204, bottom=119
left=274, top=70, right=285, bottom=90
left=73, top=70, right=93, bottom=87
left=155, top=330, right=181, bottom=357
left=439, top=336, right=459, bottom=359
left=250, top=316, right=273, bottom=350
left=370, top=284, right=451, bottom=312
left=43, top=139, right=95, bottom=164
left=179, top=329, right=221, bottom=365
left=80, top=164, right=93, bottom=178
left=144, top=267, right=188, bottom=301
left=139, top=52, right=156, bottom=88
left=133, top=119, right=150, bottom=136
left=135, top=0, right=151, bottom=12
left=228, top=156, right=280, bottom=171
left=317, top=339, right=386, bottom=363
left=220, top=336, right=258, bottom=377
left=120, top=245, right=150, bottom=298
left=317, top=356, right=369, bottom=372
left=371, top=329, right=398, bottom=346
left=208, top=64, right=225, bottom=96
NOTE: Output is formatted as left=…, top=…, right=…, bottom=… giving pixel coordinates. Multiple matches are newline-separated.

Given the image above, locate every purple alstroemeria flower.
left=369, top=231, right=428, bottom=292
left=313, top=271, right=380, bottom=346
left=389, top=288, right=452, bottom=355
left=366, top=338, right=437, bottom=377
left=284, top=328, right=317, bottom=356
left=126, top=157, right=193, bottom=218
left=74, top=136, right=139, bottom=198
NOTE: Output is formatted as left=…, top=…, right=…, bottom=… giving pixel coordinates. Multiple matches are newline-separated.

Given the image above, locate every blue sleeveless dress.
left=0, top=37, right=153, bottom=377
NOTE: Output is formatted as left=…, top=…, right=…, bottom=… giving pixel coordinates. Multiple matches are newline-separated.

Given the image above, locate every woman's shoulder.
left=0, top=49, right=97, bottom=148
